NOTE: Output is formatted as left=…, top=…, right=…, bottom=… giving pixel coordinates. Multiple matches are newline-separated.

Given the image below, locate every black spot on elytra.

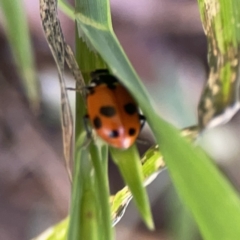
left=109, top=130, right=119, bottom=138
left=129, top=128, right=136, bottom=136
left=93, top=116, right=102, bottom=129
left=124, top=103, right=137, bottom=115
left=100, top=106, right=116, bottom=117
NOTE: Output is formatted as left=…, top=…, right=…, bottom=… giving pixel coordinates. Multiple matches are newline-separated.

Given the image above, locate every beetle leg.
left=83, top=114, right=92, bottom=138
left=66, top=85, right=88, bottom=93
left=139, top=114, right=146, bottom=130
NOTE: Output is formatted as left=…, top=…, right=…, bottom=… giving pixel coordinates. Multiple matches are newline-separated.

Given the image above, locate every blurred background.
left=1, top=0, right=240, bottom=239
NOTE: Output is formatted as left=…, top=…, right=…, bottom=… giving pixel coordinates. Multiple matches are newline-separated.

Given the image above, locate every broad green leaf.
left=0, top=0, right=39, bottom=111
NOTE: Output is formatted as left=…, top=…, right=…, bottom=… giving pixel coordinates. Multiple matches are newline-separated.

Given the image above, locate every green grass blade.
left=80, top=190, right=99, bottom=240
left=90, top=142, right=114, bottom=240
left=67, top=134, right=87, bottom=239
left=0, top=0, right=39, bottom=111
left=67, top=19, right=111, bottom=240
left=157, top=123, right=240, bottom=240
left=68, top=134, right=100, bottom=240
left=31, top=142, right=165, bottom=240
left=111, top=145, right=165, bottom=226
left=110, top=145, right=154, bottom=230
left=58, top=0, right=75, bottom=20
left=68, top=133, right=112, bottom=240
left=74, top=0, right=240, bottom=239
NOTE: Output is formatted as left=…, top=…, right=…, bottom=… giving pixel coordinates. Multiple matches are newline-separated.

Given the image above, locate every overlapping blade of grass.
left=110, top=145, right=154, bottom=229
left=73, top=0, right=154, bottom=228
left=0, top=0, right=39, bottom=111
left=67, top=31, right=113, bottom=239
left=89, top=142, right=113, bottom=240
left=109, top=144, right=166, bottom=227
left=73, top=0, right=240, bottom=239
left=32, top=141, right=165, bottom=240
left=68, top=133, right=109, bottom=240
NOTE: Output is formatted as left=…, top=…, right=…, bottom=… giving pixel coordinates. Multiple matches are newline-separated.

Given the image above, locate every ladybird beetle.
left=85, top=69, right=145, bottom=149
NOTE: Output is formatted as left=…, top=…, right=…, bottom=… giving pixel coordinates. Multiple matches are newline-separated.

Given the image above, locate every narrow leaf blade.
left=110, top=145, right=154, bottom=230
